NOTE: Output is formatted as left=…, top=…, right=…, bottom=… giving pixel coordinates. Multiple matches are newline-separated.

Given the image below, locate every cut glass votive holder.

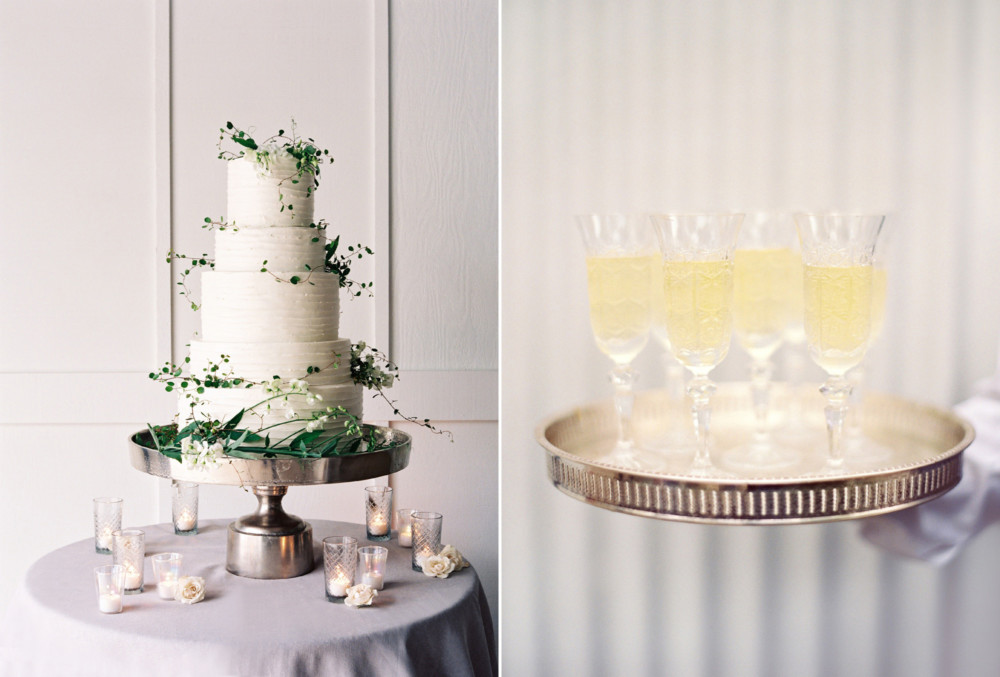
left=172, top=480, right=199, bottom=535
left=113, top=529, right=145, bottom=594
left=411, top=511, right=443, bottom=572
left=93, top=497, right=123, bottom=554
left=95, top=564, right=125, bottom=614
left=323, top=536, right=358, bottom=601
left=365, top=486, right=393, bottom=542
left=396, top=508, right=415, bottom=548
left=359, top=545, right=388, bottom=590
left=151, top=552, right=182, bottom=600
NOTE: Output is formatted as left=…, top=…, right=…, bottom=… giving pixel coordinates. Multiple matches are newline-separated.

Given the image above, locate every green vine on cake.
left=351, top=342, right=452, bottom=440
left=147, top=342, right=450, bottom=464
left=218, top=120, right=331, bottom=211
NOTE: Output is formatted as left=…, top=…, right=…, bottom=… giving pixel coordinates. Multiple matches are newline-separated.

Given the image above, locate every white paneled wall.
left=0, top=0, right=498, bottom=630
left=503, top=0, right=1000, bottom=675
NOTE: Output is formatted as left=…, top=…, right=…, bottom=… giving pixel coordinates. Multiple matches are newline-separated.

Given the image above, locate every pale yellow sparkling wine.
left=803, top=264, right=873, bottom=375
left=586, top=255, right=657, bottom=364
left=662, top=259, right=734, bottom=371
left=733, top=247, right=795, bottom=360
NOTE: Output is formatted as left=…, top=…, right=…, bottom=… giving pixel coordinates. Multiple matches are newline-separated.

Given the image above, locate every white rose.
left=440, top=545, right=469, bottom=570
left=174, top=576, right=206, bottom=604
left=344, top=583, right=377, bottom=608
left=420, top=554, right=456, bottom=579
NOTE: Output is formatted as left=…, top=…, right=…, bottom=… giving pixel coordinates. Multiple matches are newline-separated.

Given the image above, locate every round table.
left=0, top=519, right=496, bottom=677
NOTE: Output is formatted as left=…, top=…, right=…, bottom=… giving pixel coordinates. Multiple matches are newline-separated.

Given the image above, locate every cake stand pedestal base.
left=226, top=486, right=315, bottom=579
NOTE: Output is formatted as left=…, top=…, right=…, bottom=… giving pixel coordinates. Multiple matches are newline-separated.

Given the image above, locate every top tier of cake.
left=227, top=152, right=316, bottom=228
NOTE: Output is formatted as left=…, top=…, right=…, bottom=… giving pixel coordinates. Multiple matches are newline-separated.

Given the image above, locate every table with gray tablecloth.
left=0, top=519, right=496, bottom=677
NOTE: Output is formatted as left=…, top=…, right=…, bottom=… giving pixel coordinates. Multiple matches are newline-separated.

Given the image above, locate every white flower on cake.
left=174, top=576, right=206, bottom=604
left=440, top=545, right=470, bottom=571
left=263, top=378, right=283, bottom=395
left=181, top=439, right=224, bottom=470
left=421, top=554, right=456, bottom=579
left=344, top=583, right=377, bottom=608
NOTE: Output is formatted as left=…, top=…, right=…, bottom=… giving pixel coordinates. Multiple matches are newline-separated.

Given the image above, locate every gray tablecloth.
left=0, top=519, right=496, bottom=677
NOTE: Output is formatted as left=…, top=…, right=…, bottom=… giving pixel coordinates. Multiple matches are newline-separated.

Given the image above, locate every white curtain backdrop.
left=502, top=1, right=1000, bottom=675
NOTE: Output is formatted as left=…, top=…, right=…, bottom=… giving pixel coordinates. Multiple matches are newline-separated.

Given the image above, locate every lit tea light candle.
left=368, top=514, right=388, bottom=536
left=123, top=563, right=142, bottom=590
left=98, top=592, right=122, bottom=614
left=175, top=508, right=196, bottom=532
left=398, top=525, right=412, bottom=547
left=96, top=527, right=113, bottom=551
left=158, top=572, right=177, bottom=600
left=361, top=571, right=384, bottom=590
left=327, top=575, right=351, bottom=598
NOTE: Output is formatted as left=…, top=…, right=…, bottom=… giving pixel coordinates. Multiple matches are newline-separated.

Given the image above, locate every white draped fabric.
left=502, top=1, right=1000, bottom=675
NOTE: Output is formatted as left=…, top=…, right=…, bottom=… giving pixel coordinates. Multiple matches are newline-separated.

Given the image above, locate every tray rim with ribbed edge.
left=536, top=385, right=974, bottom=525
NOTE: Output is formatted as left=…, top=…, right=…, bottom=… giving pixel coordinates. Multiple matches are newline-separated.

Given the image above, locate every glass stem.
left=610, top=365, right=637, bottom=448
left=687, top=375, right=716, bottom=469
left=820, top=376, right=852, bottom=467
left=750, top=358, right=772, bottom=444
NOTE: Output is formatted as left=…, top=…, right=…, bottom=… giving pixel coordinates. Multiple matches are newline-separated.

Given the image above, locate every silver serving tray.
left=537, top=384, right=974, bottom=524
left=129, top=425, right=411, bottom=486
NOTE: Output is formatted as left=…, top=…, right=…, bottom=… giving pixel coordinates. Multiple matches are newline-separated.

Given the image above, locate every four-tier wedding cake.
left=179, top=138, right=362, bottom=438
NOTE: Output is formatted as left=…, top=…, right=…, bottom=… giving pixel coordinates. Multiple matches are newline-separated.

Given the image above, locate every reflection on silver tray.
left=536, top=384, right=974, bottom=525
left=129, top=425, right=411, bottom=487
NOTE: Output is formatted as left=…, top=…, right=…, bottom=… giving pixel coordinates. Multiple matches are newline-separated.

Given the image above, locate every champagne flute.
left=648, top=259, right=695, bottom=453
left=650, top=213, right=743, bottom=473
left=577, top=214, right=658, bottom=468
left=723, top=212, right=800, bottom=470
left=794, top=212, right=885, bottom=470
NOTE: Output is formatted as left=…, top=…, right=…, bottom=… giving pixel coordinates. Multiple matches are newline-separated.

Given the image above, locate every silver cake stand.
left=129, top=426, right=411, bottom=578
left=537, top=384, right=974, bottom=525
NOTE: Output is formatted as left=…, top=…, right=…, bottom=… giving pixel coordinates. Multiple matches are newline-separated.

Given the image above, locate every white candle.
left=398, top=527, right=412, bottom=547
left=96, top=528, right=113, bottom=551
left=368, top=514, right=388, bottom=536
left=327, top=577, right=350, bottom=598
left=175, top=509, right=196, bottom=532
left=158, top=573, right=177, bottom=600
left=361, top=572, right=384, bottom=590
left=124, top=564, right=142, bottom=590
left=98, top=593, right=122, bottom=613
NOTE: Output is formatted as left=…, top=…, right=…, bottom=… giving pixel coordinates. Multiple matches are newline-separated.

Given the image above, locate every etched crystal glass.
left=365, top=486, right=393, bottom=541
left=411, top=511, right=443, bottom=571
left=171, top=480, right=199, bottom=535
left=794, top=212, right=885, bottom=469
left=577, top=213, right=658, bottom=468
left=650, top=212, right=744, bottom=473
left=112, top=528, right=145, bottom=594
left=93, top=497, right=122, bottom=554
left=723, top=211, right=800, bottom=471
left=323, top=536, right=358, bottom=600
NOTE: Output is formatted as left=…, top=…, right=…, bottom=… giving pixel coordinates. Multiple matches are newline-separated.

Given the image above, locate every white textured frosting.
left=188, top=339, right=352, bottom=386
left=200, top=272, right=340, bottom=342
left=214, top=226, right=325, bottom=272
left=227, top=152, right=315, bottom=227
